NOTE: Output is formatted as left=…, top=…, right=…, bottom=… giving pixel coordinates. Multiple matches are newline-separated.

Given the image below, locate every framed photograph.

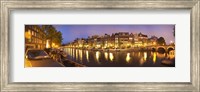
left=1, top=0, right=199, bottom=91
left=25, top=24, right=175, bottom=67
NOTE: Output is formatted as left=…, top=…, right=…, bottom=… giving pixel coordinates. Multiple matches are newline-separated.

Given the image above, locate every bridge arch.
left=151, top=47, right=156, bottom=52
left=149, top=45, right=175, bottom=53
left=167, top=46, right=175, bottom=50
left=157, top=46, right=166, bottom=53
left=167, top=46, right=175, bottom=53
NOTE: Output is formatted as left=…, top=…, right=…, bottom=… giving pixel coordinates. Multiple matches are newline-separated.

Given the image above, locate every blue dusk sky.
left=53, top=25, right=175, bottom=44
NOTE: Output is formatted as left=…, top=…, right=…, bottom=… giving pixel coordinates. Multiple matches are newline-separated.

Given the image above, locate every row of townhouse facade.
left=25, top=25, right=46, bottom=50
left=67, top=32, right=159, bottom=49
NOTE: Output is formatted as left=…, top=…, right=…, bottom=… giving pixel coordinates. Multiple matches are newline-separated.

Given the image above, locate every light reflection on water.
left=79, top=50, right=82, bottom=62
left=86, top=51, right=89, bottom=62
left=73, top=49, right=75, bottom=59
left=126, top=53, right=131, bottom=63
left=104, top=52, right=108, bottom=61
left=109, top=53, right=114, bottom=61
left=157, top=53, right=166, bottom=58
left=144, top=52, right=147, bottom=61
left=96, top=51, right=100, bottom=62
left=64, top=48, right=175, bottom=67
left=153, top=52, right=156, bottom=63
left=139, top=52, right=147, bottom=66
left=75, top=49, right=78, bottom=60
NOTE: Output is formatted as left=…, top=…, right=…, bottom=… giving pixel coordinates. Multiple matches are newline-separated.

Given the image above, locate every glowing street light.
left=153, top=42, right=156, bottom=45
left=46, top=40, right=50, bottom=48
left=52, top=43, right=55, bottom=46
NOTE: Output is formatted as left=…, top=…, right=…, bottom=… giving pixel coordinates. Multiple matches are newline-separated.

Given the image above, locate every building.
left=68, top=32, right=160, bottom=49
left=134, top=32, right=148, bottom=47
left=148, top=36, right=158, bottom=46
left=102, top=34, right=110, bottom=48
left=114, top=32, right=130, bottom=48
left=25, top=25, right=46, bottom=50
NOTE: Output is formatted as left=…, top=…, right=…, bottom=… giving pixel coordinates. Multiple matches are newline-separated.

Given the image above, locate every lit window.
left=32, top=31, right=34, bottom=36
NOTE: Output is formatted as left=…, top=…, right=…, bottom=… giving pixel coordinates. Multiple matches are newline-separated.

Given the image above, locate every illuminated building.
left=114, top=32, right=131, bottom=48
left=67, top=32, right=161, bottom=49
left=147, top=36, right=158, bottom=46
left=134, top=32, right=148, bottom=47
left=25, top=25, right=46, bottom=50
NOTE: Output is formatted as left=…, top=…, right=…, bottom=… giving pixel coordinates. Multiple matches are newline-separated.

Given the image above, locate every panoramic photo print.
left=25, top=25, right=175, bottom=67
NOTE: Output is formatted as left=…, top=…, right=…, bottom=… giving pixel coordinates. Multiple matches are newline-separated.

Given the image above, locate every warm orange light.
left=96, top=45, right=101, bottom=48
left=169, top=50, right=175, bottom=59
left=126, top=53, right=131, bottom=63
left=109, top=53, right=114, bottom=61
left=104, top=52, right=108, bottom=60
left=46, top=40, right=50, bottom=48
left=86, top=51, right=89, bottom=62
left=52, top=43, right=55, bottom=46
left=96, top=51, right=100, bottom=62
left=144, top=52, right=147, bottom=61
left=153, top=52, right=156, bottom=63
left=25, top=30, right=31, bottom=39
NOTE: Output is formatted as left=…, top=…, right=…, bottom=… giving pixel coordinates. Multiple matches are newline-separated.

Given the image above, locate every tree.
left=157, top=37, right=166, bottom=45
left=42, top=25, right=63, bottom=47
left=52, top=31, right=63, bottom=46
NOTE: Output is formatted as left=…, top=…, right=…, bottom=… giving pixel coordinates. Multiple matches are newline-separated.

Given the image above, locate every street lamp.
left=170, top=41, right=174, bottom=45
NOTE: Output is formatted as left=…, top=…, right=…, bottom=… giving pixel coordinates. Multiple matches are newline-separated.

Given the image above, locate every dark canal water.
left=63, top=48, right=175, bottom=67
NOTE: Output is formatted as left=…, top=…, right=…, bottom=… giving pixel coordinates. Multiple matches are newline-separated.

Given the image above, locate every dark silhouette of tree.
left=157, top=37, right=166, bottom=45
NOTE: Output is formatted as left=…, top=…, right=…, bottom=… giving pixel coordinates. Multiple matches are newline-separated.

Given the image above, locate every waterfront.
left=63, top=48, right=175, bottom=67
left=24, top=25, right=175, bottom=67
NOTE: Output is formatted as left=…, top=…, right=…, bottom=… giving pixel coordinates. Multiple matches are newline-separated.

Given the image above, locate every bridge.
left=146, top=45, right=175, bottom=52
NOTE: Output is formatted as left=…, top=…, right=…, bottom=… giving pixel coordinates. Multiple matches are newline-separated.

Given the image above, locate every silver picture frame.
left=1, top=0, right=199, bottom=91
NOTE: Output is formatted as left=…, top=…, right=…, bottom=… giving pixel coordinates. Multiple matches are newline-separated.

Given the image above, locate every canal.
left=63, top=48, right=175, bottom=67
